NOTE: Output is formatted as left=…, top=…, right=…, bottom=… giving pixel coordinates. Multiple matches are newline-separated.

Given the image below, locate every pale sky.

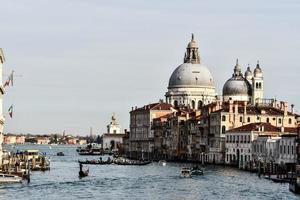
left=1, top=0, right=300, bottom=135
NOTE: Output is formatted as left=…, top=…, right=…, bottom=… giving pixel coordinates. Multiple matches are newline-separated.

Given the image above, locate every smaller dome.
left=245, top=67, right=252, bottom=77
left=254, top=61, right=263, bottom=77
left=223, top=76, right=252, bottom=96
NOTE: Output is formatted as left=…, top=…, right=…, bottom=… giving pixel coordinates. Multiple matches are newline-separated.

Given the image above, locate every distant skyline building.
left=102, top=113, right=125, bottom=151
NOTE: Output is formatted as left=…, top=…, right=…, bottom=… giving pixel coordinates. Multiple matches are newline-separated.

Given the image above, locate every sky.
left=1, top=0, right=300, bottom=136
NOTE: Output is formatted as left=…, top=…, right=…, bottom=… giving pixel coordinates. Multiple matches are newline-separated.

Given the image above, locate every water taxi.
left=180, top=167, right=192, bottom=178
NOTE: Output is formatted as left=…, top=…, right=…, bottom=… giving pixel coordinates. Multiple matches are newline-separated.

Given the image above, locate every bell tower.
left=252, top=61, right=264, bottom=104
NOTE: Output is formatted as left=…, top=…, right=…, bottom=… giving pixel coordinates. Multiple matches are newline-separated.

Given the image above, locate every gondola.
left=78, top=160, right=111, bottom=165
left=79, top=163, right=89, bottom=178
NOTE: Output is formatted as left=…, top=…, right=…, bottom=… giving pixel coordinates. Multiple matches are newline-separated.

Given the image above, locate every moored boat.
left=0, top=174, right=22, bottom=183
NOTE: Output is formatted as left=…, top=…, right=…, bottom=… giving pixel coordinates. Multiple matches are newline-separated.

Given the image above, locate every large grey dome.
left=223, top=76, right=252, bottom=96
left=168, top=63, right=214, bottom=88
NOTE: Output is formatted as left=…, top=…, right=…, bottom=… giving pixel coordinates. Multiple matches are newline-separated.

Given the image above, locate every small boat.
left=191, top=166, right=203, bottom=175
left=79, top=164, right=89, bottom=178
left=57, top=152, right=65, bottom=156
left=180, top=167, right=192, bottom=178
left=78, top=159, right=111, bottom=165
left=0, top=174, right=22, bottom=183
left=159, top=160, right=167, bottom=166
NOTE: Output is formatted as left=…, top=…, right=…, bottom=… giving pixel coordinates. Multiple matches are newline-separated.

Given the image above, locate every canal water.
left=0, top=145, right=299, bottom=200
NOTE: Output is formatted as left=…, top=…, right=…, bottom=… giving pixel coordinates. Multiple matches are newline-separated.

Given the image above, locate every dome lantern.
left=184, top=33, right=200, bottom=64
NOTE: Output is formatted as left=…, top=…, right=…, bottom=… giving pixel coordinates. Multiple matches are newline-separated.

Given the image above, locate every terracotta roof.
left=132, top=102, right=172, bottom=112
left=226, top=122, right=298, bottom=133
left=211, top=105, right=297, bottom=117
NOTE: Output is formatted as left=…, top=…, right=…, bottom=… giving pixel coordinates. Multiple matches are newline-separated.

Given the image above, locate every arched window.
left=279, top=118, right=282, bottom=124
left=259, top=82, right=262, bottom=89
left=174, top=100, right=178, bottom=108
left=222, top=115, right=226, bottom=121
left=289, top=118, right=292, bottom=124
left=240, top=116, right=243, bottom=122
left=256, top=82, right=259, bottom=89
left=247, top=117, right=251, bottom=123
left=266, top=118, right=270, bottom=123
left=222, top=126, right=226, bottom=134
left=198, top=100, right=203, bottom=109
left=191, top=100, right=196, bottom=109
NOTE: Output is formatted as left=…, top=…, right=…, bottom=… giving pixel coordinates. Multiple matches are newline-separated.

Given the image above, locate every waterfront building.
left=0, top=49, right=5, bottom=166
left=129, top=102, right=173, bottom=160
left=36, top=137, right=50, bottom=145
left=102, top=114, right=126, bottom=151
left=225, top=122, right=296, bottom=169
left=165, top=34, right=217, bottom=109
left=3, top=134, right=25, bottom=144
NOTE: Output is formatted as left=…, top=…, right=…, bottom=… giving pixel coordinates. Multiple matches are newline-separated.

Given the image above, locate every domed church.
left=223, top=59, right=264, bottom=104
left=165, top=34, right=217, bottom=109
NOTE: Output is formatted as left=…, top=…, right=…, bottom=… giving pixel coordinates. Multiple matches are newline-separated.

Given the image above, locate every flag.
left=3, top=70, right=14, bottom=88
left=8, top=105, right=13, bottom=118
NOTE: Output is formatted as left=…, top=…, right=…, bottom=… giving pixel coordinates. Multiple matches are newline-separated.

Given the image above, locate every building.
left=127, top=35, right=300, bottom=164
left=165, top=34, right=217, bottom=109
left=102, top=114, right=126, bottom=151
left=129, top=102, right=173, bottom=160
left=0, top=49, right=5, bottom=166
left=36, top=137, right=50, bottom=145
left=225, top=123, right=295, bottom=168
left=223, top=60, right=263, bottom=104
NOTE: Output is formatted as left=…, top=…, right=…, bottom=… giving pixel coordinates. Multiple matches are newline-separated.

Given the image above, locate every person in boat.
left=99, top=157, right=102, bottom=162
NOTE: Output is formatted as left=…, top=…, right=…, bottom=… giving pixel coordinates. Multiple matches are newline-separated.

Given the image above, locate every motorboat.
left=180, top=167, right=192, bottom=178
left=158, top=160, right=167, bottom=166
left=0, top=174, right=22, bottom=183
left=57, top=152, right=65, bottom=156
left=191, top=166, right=203, bottom=175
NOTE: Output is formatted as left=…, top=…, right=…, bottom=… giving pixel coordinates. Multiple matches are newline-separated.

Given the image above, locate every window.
left=280, top=145, right=282, bottom=154
left=198, top=101, right=203, bottom=109
left=288, top=146, right=290, bottom=155
left=240, top=116, right=243, bottom=122
left=248, top=135, right=250, bottom=143
left=222, top=126, right=226, bottom=134
left=284, top=145, right=286, bottom=154
left=237, top=135, right=239, bottom=143
left=247, top=117, right=251, bottom=123
left=174, top=100, right=178, bottom=108
left=279, top=118, right=282, bottom=124
left=289, top=118, right=292, bottom=124
left=222, top=115, right=226, bottom=121
left=292, top=146, right=294, bottom=154
left=191, top=100, right=195, bottom=109
left=266, top=118, right=269, bottom=123
left=230, top=135, right=232, bottom=143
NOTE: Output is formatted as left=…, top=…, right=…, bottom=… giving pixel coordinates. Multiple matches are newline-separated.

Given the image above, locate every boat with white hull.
left=0, top=174, right=22, bottom=183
